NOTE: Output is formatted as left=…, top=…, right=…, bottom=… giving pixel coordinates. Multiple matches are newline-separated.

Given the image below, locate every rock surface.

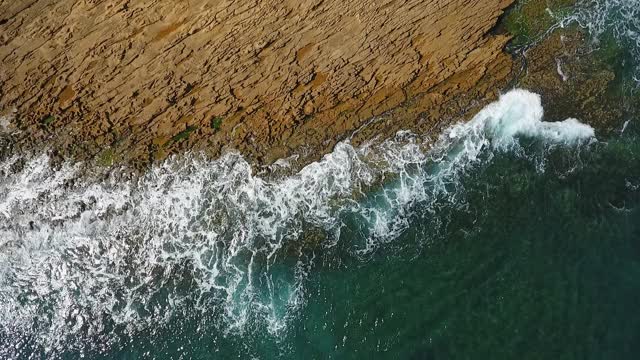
left=0, top=0, right=514, bottom=168
left=518, top=29, right=639, bottom=131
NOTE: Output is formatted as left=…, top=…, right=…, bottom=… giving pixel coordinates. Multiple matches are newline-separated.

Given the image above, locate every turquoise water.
left=30, top=123, right=640, bottom=359
left=1, top=90, right=639, bottom=359
left=96, top=126, right=640, bottom=360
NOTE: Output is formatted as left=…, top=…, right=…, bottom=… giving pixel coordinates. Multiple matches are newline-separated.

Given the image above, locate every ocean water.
left=1, top=1, right=640, bottom=359
left=1, top=89, right=638, bottom=359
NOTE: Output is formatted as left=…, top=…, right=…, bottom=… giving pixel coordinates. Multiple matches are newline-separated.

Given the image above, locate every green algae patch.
left=166, top=126, right=198, bottom=147
left=41, top=115, right=56, bottom=126
left=210, top=117, right=223, bottom=130
left=502, top=0, right=576, bottom=47
left=98, top=148, right=115, bottom=167
left=597, top=34, right=635, bottom=94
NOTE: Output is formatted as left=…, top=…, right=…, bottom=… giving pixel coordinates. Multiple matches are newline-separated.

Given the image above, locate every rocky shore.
left=0, top=0, right=636, bottom=171
left=0, top=0, right=515, bottom=169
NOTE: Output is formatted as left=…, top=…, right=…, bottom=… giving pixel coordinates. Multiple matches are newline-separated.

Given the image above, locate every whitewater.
left=555, top=0, right=640, bottom=85
left=0, top=89, right=595, bottom=357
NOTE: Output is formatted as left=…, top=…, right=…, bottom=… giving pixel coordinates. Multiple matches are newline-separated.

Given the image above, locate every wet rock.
left=517, top=29, right=639, bottom=132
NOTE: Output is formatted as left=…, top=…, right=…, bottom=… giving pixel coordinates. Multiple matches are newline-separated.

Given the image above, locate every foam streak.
left=0, top=90, right=594, bottom=357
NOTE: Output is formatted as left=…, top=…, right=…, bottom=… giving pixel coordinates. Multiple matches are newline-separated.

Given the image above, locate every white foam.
left=557, top=0, right=640, bottom=86
left=475, top=89, right=594, bottom=145
left=556, top=58, right=569, bottom=82
left=0, top=89, right=594, bottom=356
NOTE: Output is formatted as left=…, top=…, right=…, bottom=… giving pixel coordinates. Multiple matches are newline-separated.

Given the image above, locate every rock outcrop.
left=0, top=0, right=514, bottom=167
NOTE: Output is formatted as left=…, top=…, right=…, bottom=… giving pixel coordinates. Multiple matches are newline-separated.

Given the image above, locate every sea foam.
left=0, top=89, right=594, bottom=357
left=558, top=0, right=640, bottom=85
left=466, top=89, right=594, bottom=146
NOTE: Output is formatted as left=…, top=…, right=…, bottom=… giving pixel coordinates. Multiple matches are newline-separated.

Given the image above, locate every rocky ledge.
left=0, top=0, right=515, bottom=168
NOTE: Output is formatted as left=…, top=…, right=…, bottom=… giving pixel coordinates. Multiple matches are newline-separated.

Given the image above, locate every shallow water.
left=558, top=0, right=640, bottom=87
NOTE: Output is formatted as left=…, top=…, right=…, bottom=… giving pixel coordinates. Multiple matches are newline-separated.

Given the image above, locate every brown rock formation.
left=0, top=0, right=514, bottom=168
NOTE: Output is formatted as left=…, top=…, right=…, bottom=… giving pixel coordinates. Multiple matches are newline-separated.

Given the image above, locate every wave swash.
left=0, top=89, right=594, bottom=357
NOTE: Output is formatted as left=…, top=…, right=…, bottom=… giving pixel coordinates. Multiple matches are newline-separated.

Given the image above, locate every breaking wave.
left=0, top=90, right=594, bottom=357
